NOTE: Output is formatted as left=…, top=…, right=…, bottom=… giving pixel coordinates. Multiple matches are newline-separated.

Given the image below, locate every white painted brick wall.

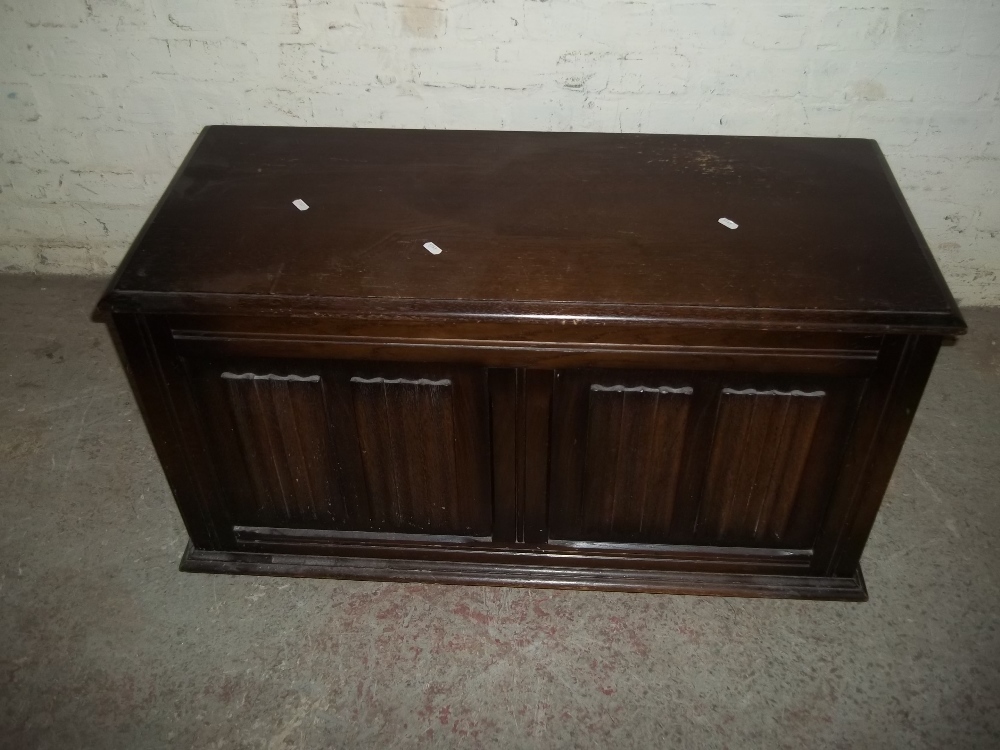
left=0, top=0, right=997, bottom=304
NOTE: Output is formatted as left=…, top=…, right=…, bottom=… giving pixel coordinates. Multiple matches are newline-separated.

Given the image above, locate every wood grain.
left=223, top=370, right=333, bottom=525
left=350, top=375, right=458, bottom=533
left=695, top=388, right=824, bottom=545
left=580, top=384, right=693, bottom=541
left=549, top=371, right=697, bottom=544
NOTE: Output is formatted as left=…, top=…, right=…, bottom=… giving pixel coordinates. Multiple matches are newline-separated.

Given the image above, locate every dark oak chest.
left=101, top=126, right=965, bottom=600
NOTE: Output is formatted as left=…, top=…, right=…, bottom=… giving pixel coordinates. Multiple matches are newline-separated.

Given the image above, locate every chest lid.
left=102, top=126, right=965, bottom=335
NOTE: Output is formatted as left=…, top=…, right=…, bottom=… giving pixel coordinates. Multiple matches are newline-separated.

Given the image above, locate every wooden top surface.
left=105, top=126, right=964, bottom=333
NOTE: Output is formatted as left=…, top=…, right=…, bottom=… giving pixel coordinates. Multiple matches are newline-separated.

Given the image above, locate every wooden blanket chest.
left=100, top=126, right=965, bottom=600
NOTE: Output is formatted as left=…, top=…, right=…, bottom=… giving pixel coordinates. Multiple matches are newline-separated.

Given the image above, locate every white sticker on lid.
left=718, top=217, right=738, bottom=229
left=423, top=241, right=443, bottom=255
left=292, top=199, right=309, bottom=211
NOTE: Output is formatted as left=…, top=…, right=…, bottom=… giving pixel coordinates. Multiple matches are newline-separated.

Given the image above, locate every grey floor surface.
left=0, top=274, right=998, bottom=749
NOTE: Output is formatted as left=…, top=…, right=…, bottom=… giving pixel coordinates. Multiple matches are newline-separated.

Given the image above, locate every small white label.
left=423, top=241, right=443, bottom=255
left=718, top=217, right=738, bottom=229
left=292, top=199, right=309, bottom=211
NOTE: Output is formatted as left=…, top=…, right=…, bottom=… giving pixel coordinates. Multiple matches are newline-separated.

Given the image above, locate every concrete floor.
left=0, top=274, right=998, bottom=750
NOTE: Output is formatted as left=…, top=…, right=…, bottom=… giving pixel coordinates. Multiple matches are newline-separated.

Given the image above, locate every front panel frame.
left=110, top=310, right=939, bottom=600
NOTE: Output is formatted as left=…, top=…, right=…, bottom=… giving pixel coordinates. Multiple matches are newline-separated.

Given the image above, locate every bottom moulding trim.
left=180, top=542, right=868, bottom=601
